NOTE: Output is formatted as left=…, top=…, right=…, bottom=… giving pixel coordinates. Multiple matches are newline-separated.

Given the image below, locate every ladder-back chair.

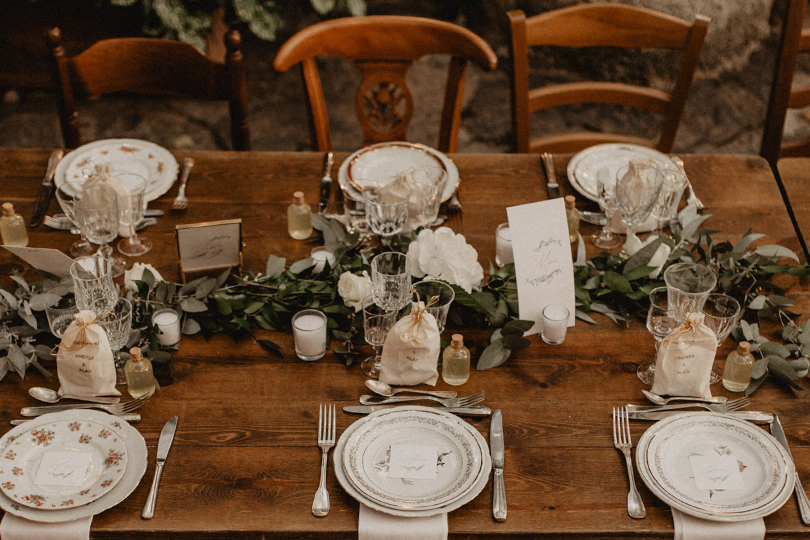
left=272, top=15, right=498, bottom=153
left=46, top=27, right=251, bottom=150
left=508, top=4, right=709, bottom=154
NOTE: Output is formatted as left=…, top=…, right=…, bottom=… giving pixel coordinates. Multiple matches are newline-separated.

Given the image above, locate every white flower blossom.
left=406, top=227, right=484, bottom=293
left=337, top=270, right=373, bottom=312
left=124, top=263, right=164, bottom=292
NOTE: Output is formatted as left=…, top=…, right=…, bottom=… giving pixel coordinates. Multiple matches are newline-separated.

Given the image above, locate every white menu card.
left=507, top=198, right=575, bottom=335
left=3, top=246, right=74, bottom=278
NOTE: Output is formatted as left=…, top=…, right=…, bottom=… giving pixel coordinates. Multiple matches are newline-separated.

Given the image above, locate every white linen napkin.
left=358, top=504, right=447, bottom=540
left=0, top=514, right=91, bottom=540
left=672, top=508, right=765, bottom=540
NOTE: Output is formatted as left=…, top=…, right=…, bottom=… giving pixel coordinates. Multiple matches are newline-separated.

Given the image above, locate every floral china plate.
left=0, top=418, right=128, bottom=510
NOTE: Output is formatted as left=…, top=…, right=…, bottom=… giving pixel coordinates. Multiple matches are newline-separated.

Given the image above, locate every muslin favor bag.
left=56, top=309, right=121, bottom=396
left=83, top=163, right=132, bottom=237
left=379, top=297, right=441, bottom=386
left=650, top=302, right=718, bottom=399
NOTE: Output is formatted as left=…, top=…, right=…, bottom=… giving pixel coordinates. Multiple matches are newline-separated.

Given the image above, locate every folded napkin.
left=358, top=504, right=447, bottom=540
left=0, top=513, right=91, bottom=540
left=672, top=508, right=765, bottom=540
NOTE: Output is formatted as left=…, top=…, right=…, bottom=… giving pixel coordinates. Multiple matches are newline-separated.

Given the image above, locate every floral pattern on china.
left=0, top=419, right=128, bottom=510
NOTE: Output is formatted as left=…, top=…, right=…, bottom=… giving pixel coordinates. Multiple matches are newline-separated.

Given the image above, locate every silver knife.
left=11, top=413, right=141, bottom=426
left=490, top=409, right=506, bottom=522
left=541, top=153, right=560, bottom=199
left=627, top=410, right=774, bottom=423
left=143, top=416, right=178, bottom=519
left=770, top=415, right=810, bottom=525
left=343, top=405, right=491, bottom=417
left=29, top=149, right=63, bottom=228
left=318, top=151, right=334, bottom=214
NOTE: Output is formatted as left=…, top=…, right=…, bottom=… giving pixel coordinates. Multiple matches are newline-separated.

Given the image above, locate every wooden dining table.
left=0, top=148, right=808, bottom=539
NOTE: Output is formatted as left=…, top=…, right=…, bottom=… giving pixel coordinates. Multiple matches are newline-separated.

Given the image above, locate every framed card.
left=175, top=219, right=242, bottom=282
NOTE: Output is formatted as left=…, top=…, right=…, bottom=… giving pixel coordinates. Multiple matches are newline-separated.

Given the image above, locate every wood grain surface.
left=0, top=149, right=808, bottom=538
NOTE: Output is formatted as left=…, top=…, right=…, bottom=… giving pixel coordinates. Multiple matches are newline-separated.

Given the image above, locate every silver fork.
left=20, top=394, right=151, bottom=417
left=625, top=396, right=750, bottom=414
left=613, top=407, right=646, bottom=519
left=312, top=403, right=336, bottom=517
left=358, top=391, right=485, bottom=407
left=171, top=157, right=195, bottom=210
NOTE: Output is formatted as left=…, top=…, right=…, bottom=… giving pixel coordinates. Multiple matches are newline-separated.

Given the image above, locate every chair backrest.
left=760, top=0, right=810, bottom=167
left=46, top=27, right=251, bottom=150
left=272, top=15, right=497, bottom=153
left=508, top=4, right=709, bottom=154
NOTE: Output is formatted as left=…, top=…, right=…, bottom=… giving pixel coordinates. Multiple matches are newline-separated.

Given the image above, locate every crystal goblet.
left=638, top=286, right=680, bottom=385
left=411, top=279, right=455, bottom=334
left=70, top=255, right=119, bottom=314
left=94, top=297, right=132, bottom=385
left=75, top=184, right=126, bottom=277
left=45, top=298, right=79, bottom=339
left=664, top=262, right=717, bottom=317
left=361, top=297, right=395, bottom=379
left=702, top=293, right=742, bottom=384
left=55, top=183, right=97, bottom=257
left=591, top=167, right=622, bottom=250
left=651, top=170, right=688, bottom=238
left=362, top=184, right=411, bottom=241
left=371, top=252, right=411, bottom=312
left=117, top=172, right=152, bottom=257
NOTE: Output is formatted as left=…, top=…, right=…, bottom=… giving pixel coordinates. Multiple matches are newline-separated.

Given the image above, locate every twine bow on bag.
left=661, top=299, right=698, bottom=351
left=400, top=288, right=439, bottom=345
left=51, top=307, right=114, bottom=354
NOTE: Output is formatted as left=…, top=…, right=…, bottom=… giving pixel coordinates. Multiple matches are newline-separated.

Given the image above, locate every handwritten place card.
left=507, top=198, right=575, bottom=335
left=2, top=246, right=74, bottom=278
left=34, top=451, right=92, bottom=487
left=388, top=444, right=438, bottom=480
left=689, top=454, right=744, bottom=491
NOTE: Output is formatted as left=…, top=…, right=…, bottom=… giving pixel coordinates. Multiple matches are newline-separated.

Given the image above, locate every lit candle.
left=495, top=223, right=513, bottom=266
left=541, top=304, right=569, bottom=345
left=310, top=247, right=336, bottom=272
left=292, top=309, right=327, bottom=361
left=152, top=309, right=181, bottom=347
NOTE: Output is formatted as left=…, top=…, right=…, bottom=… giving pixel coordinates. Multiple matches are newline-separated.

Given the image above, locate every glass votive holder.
left=541, top=304, right=569, bottom=345
left=45, top=300, right=79, bottom=339
left=495, top=223, right=513, bottom=266
left=292, top=309, right=328, bottom=361
left=152, top=308, right=182, bottom=347
left=310, top=246, right=336, bottom=272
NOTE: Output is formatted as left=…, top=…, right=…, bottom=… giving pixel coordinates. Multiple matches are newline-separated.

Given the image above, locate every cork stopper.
left=129, top=347, right=143, bottom=363
left=293, top=191, right=305, bottom=204
left=738, top=341, right=751, bottom=355
left=451, top=334, right=464, bottom=349
left=564, top=195, right=575, bottom=209
left=2, top=203, right=14, bottom=217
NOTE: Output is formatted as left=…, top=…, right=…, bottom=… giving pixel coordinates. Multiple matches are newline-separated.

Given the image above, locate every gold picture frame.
left=175, top=219, right=243, bottom=282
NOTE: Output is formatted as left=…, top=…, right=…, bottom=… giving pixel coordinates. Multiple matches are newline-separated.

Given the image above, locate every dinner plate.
left=338, top=142, right=460, bottom=203
left=635, top=413, right=794, bottom=522
left=566, top=143, right=680, bottom=202
left=334, top=406, right=490, bottom=517
left=0, top=418, right=128, bottom=509
left=55, top=138, right=179, bottom=202
left=342, top=408, right=483, bottom=510
left=0, top=410, right=147, bottom=522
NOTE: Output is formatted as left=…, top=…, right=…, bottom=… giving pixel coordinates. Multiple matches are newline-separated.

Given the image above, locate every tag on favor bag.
left=379, top=299, right=441, bottom=386
left=650, top=304, right=717, bottom=399
left=56, top=309, right=121, bottom=397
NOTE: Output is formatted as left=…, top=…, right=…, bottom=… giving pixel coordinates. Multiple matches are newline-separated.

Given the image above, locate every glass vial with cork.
left=124, top=346, right=156, bottom=398
left=0, top=203, right=28, bottom=247
left=564, top=195, right=580, bottom=244
left=442, top=334, right=470, bottom=386
left=722, top=341, right=754, bottom=392
left=287, top=191, right=312, bottom=239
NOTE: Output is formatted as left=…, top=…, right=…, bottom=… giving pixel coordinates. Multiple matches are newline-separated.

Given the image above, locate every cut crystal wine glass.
left=638, top=286, right=680, bottom=385
left=591, top=167, right=622, bottom=249
left=361, top=297, right=395, bottom=379
left=117, top=172, right=152, bottom=256
left=702, top=293, right=742, bottom=384
left=95, top=297, right=132, bottom=386
left=75, top=184, right=125, bottom=277
left=371, top=252, right=411, bottom=312
left=55, top=183, right=98, bottom=257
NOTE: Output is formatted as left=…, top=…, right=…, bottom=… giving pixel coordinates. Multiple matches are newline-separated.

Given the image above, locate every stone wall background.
left=0, top=0, right=806, bottom=155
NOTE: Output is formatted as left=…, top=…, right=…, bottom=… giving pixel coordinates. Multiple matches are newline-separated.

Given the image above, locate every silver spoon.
left=365, top=380, right=457, bottom=399
left=641, top=389, right=727, bottom=405
left=29, top=387, right=120, bottom=404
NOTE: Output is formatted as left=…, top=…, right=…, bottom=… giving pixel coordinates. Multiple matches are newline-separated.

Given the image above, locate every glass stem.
left=99, top=243, right=113, bottom=258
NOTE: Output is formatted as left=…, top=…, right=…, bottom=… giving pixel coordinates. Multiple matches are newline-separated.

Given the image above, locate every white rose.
left=407, top=227, right=483, bottom=293
left=337, top=270, right=373, bottom=312
left=124, top=263, right=164, bottom=291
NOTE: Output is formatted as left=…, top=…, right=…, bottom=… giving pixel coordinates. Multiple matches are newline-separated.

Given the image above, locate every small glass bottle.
left=287, top=191, right=312, bottom=240
left=442, top=334, right=470, bottom=386
left=564, top=195, right=580, bottom=244
left=124, top=347, right=156, bottom=398
left=722, top=341, right=755, bottom=392
left=0, top=203, right=28, bottom=247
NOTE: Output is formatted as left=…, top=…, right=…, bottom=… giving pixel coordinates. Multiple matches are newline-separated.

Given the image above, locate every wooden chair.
left=508, top=4, right=710, bottom=154
left=272, top=15, right=498, bottom=153
left=45, top=27, right=251, bottom=150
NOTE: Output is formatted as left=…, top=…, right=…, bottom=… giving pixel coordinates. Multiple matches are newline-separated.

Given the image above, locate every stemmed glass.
left=45, top=298, right=80, bottom=339
left=55, top=183, right=97, bottom=257
left=371, top=252, right=412, bottom=312
left=615, top=162, right=664, bottom=256
left=362, top=184, right=411, bottom=242
left=638, top=287, right=681, bottom=385
left=70, top=255, right=119, bottom=314
left=95, top=297, right=132, bottom=385
left=74, top=184, right=126, bottom=277
left=663, top=262, right=717, bottom=317
left=590, top=167, right=622, bottom=249
left=702, top=293, right=742, bottom=384
left=411, top=280, right=455, bottom=334
left=650, top=170, right=688, bottom=238
left=117, top=172, right=152, bottom=256
left=361, top=296, right=395, bottom=379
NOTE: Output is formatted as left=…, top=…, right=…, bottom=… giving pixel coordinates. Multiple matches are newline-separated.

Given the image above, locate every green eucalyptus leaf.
left=502, top=335, right=531, bottom=350
left=733, top=231, right=766, bottom=254
left=769, top=357, right=804, bottom=390
left=0, top=289, right=18, bottom=309
left=751, top=357, right=770, bottom=379
left=195, top=277, right=218, bottom=299
left=754, top=245, right=800, bottom=263
left=266, top=255, right=286, bottom=279
left=504, top=319, right=535, bottom=332
left=10, top=275, right=30, bottom=292
left=744, top=374, right=767, bottom=396
left=758, top=341, right=791, bottom=358
left=179, top=297, right=208, bottom=313
left=624, top=265, right=657, bottom=281
left=258, top=339, right=285, bottom=358
left=27, top=293, right=60, bottom=311
left=182, top=317, right=201, bottom=335
left=603, top=271, right=632, bottom=294
left=179, top=277, right=206, bottom=296
left=623, top=237, right=663, bottom=276
left=289, top=258, right=315, bottom=275
left=575, top=309, right=597, bottom=324
left=215, top=296, right=233, bottom=315
left=476, top=342, right=511, bottom=370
